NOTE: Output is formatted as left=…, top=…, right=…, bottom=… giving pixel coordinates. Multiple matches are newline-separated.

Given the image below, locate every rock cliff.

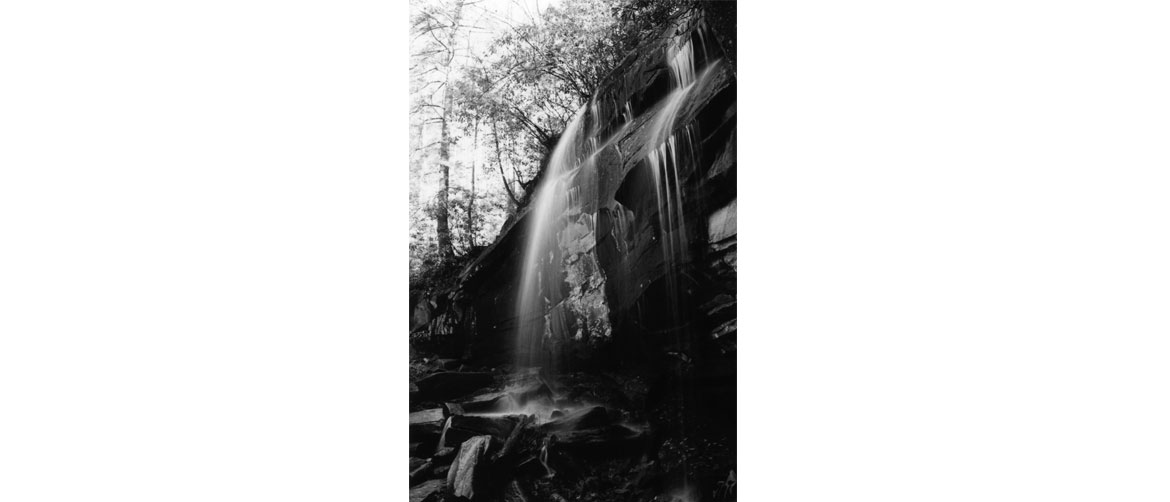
left=412, top=7, right=736, bottom=377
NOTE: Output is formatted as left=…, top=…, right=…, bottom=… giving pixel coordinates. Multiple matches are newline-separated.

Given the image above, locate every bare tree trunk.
left=492, top=119, right=520, bottom=207
left=467, top=116, right=479, bottom=247
left=436, top=111, right=453, bottom=259
left=433, top=0, right=465, bottom=260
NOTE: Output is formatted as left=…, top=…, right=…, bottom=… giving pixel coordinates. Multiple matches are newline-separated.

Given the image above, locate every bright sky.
left=410, top=0, right=572, bottom=245
left=478, top=0, right=564, bottom=22
left=425, top=0, right=566, bottom=64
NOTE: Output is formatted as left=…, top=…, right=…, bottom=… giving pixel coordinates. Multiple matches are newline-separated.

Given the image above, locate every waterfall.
left=641, top=24, right=721, bottom=502
left=645, top=62, right=721, bottom=335
left=499, top=14, right=724, bottom=500
left=514, top=106, right=591, bottom=375
left=512, top=15, right=719, bottom=386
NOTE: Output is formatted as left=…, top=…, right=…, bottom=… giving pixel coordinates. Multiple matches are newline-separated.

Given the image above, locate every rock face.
left=412, top=7, right=736, bottom=376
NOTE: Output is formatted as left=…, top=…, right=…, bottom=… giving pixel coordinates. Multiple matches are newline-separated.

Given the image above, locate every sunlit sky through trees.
left=409, top=0, right=625, bottom=276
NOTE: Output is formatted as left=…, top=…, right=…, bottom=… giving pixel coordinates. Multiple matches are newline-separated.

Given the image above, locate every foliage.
left=408, top=0, right=702, bottom=282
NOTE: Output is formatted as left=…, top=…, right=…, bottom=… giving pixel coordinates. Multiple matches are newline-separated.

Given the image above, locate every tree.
left=409, top=0, right=699, bottom=280
left=411, top=0, right=468, bottom=260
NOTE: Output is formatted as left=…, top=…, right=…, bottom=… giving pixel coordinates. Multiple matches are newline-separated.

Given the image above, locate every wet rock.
left=415, top=372, right=495, bottom=401
left=553, top=371, right=634, bottom=409
left=707, top=199, right=736, bottom=243
left=701, top=294, right=736, bottom=318
left=446, top=435, right=493, bottom=500
left=441, top=415, right=518, bottom=449
left=410, top=438, right=441, bottom=458
left=457, top=392, right=512, bottom=414
left=409, top=460, right=434, bottom=486
left=711, top=319, right=737, bottom=354
left=503, top=480, right=530, bottom=502
left=408, top=479, right=444, bottom=502
left=432, top=446, right=456, bottom=463
left=435, top=358, right=461, bottom=370
left=515, top=455, right=548, bottom=478
left=452, top=415, right=518, bottom=437
left=541, top=406, right=611, bottom=433
left=557, top=424, right=646, bottom=455
left=410, top=409, right=446, bottom=452
left=410, top=299, right=432, bottom=334
left=443, top=402, right=465, bottom=416
left=509, top=381, right=554, bottom=407
left=410, top=409, right=446, bottom=431
left=492, top=414, right=533, bottom=462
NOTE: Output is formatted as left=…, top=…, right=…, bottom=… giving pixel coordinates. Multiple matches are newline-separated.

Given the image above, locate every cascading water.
left=513, top=33, right=720, bottom=380
left=640, top=25, right=722, bottom=502
left=508, top=20, right=723, bottom=498
left=648, top=33, right=721, bottom=312
left=514, top=106, right=592, bottom=376
left=507, top=105, right=605, bottom=426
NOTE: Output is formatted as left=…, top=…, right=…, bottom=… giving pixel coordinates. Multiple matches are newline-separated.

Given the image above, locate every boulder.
left=706, top=199, right=737, bottom=243
left=409, top=410, right=446, bottom=455
left=446, top=435, right=493, bottom=500
left=443, top=402, right=466, bottom=416
left=435, top=358, right=461, bottom=370
left=409, top=460, right=434, bottom=486
left=415, top=372, right=495, bottom=401
left=541, top=406, right=611, bottom=433
left=441, top=415, right=518, bottom=450
left=509, top=381, right=554, bottom=407
left=492, top=414, right=534, bottom=462
left=556, top=424, right=646, bottom=456
left=409, top=479, right=444, bottom=502
left=503, top=480, right=530, bottom=502
left=410, top=408, right=445, bottom=424
left=454, top=377, right=552, bottom=413
left=515, top=455, right=548, bottom=478
left=410, top=441, right=437, bottom=458
left=457, top=392, right=514, bottom=414
left=409, top=409, right=446, bottom=437
left=432, top=446, right=456, bottom=463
